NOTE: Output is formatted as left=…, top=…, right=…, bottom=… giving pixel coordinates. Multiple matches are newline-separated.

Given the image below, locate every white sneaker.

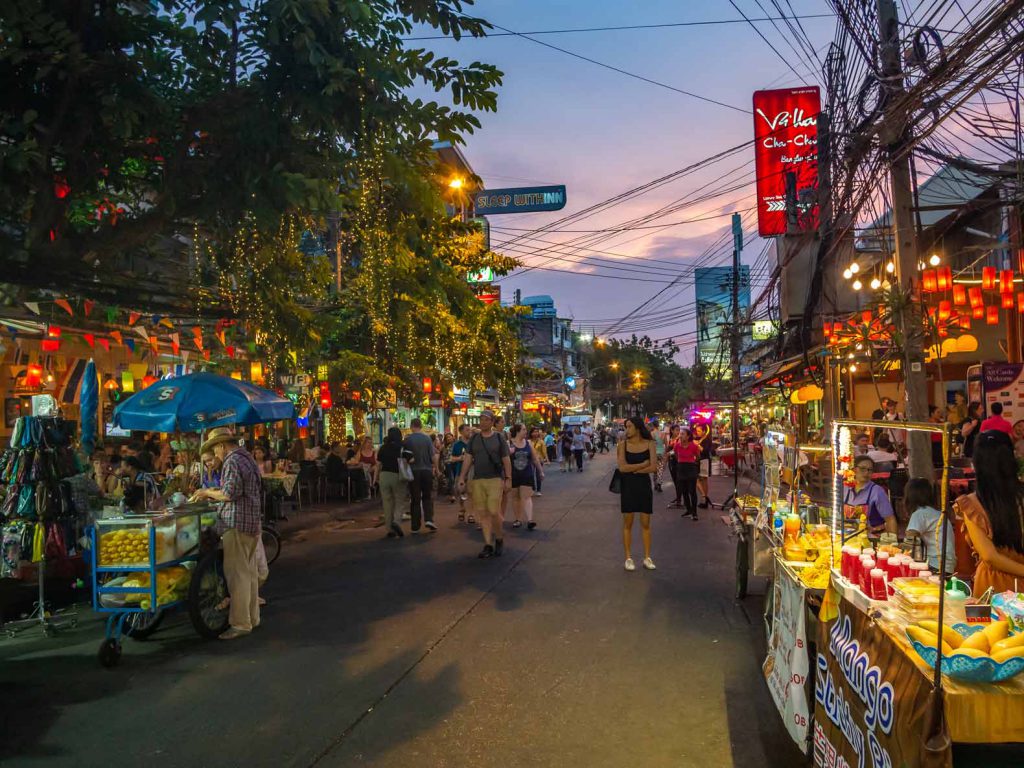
left=624, top=558, right=636, bottom=572
left=643, top=557, right=657, bottom=570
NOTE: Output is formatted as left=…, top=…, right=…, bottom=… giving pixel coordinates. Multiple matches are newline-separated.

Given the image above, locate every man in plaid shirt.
left=193, top=428, right=262, bottom=639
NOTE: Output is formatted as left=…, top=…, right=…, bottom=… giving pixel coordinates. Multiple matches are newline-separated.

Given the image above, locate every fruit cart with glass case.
left=90, top=504, right=230, bottom=667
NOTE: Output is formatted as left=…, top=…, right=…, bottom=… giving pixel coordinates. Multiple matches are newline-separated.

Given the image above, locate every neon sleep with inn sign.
left=752, top=86, right=820, bottom=237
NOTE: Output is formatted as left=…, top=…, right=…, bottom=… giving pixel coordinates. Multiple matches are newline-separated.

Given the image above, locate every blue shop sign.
left=474, top=185, right=567, bottom=215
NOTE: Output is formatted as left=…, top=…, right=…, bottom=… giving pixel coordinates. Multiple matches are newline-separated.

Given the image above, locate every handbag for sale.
left=608, top=469, right=622, bottom=494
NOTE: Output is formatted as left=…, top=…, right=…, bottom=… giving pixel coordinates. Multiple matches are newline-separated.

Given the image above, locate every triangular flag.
left=181, top=350, right=190, bottom=366
left=203, top=349, right=211, bottom=361
left=125, top=338, right=136, bottom=353
left=192, top=326, right=202, bottom=339
left=225, top=345, right=235, bottom=358
left=128, top=311, right=141, bottom=326
left=98, top=338, right=110, bottom=351
left=84, top=299, right=95, bottom=317
left=54, top=298, right=74, bottom=315
left=83, top=333, right=95, bottom=348
left=25, top=302, right=40, bottom=315
left=160, top=318, right=174, bottom=329
left=149, top=337, right=159, bottom=354
left=106, top=307, right=117, bottom=324
left=171, top=340, right=180, bottom=355
left=134, top=326, right=149, bottom=341
left=194, top=336, right=203, bottom=351
left=151, top=315, right=161, bottom=326
left=216, top=330, right=227, bottom=347
left=248, top=341, right=257, bottom=353
left=110, top=330, right=123, bottom=345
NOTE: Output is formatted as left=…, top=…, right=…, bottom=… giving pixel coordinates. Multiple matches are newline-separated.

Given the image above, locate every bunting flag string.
left=83, top=333, right=95, bottom=348
left=134, top=326, right=149, bottom=342
left=54, top=299, right=74, bottom=315
left=83, top=299, right=95, bottom=317
left=125, top=339, right=136, bottom=353
left=106, top=307, right=117, bottom=324
left=25, top=302, right=40, bottom=315
left=128, top=311, right=141, bottom=326
left=98, top=338, right=110, bottom=352
left=110, top=330, right=123, bottom=345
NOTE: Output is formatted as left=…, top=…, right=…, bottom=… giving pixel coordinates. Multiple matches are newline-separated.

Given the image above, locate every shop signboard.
left=473, top=185, right=566, bottom=215
left=813, top=596, right=951, bottom=768
left=695, top=266, right=750, bottom=379
left=764, top=563, right=812, bottom=750
left=753, top=86, right=820, bottom=237
left=981, top=362, right=1024, bottom=421
left=467, top=267, right=495, bottom=284
left=752, top=319, right=779, bottom=340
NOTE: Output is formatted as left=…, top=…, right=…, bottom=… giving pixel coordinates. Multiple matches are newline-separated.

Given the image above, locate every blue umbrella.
left=79, top=359, right=98, bottom=454
left=112, top=372, right=295, bottom=433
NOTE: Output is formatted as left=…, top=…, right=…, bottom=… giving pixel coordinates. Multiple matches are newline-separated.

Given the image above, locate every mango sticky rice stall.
left=91, top=372, right=294, bottom=667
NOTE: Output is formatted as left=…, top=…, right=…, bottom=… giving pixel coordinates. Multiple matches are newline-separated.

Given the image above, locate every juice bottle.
left=784, top=513, right=801, bottom=545
left=870, top=568, right=888, bottom=601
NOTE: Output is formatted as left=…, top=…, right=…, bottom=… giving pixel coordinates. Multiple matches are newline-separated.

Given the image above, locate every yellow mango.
left=949, top=647, right=989, bottom=659
left=992, top=646, right=1024, bottom=664
left=908, top=626, right=954, bottom=656
left=960, top=630, right=991, bottom=653
left=917, top=621, right=964, bottom=649
left=991, top=634, right=1024, bottom=655
left=982, top=620, right=1009, bottom=646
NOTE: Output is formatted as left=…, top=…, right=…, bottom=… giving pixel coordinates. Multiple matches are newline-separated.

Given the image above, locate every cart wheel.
left=261, top=526, right=281, bottom=566
left=123, top=609, right=165, bottom=640
left=189, top=549, right=230, bottom=639
left=735, top=534, right=749, bottom=600
left=98, top=638, right=122, bottom=668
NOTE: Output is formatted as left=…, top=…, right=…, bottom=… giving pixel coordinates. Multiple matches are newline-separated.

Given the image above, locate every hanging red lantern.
left=973, top=305, right=985, bottom=319
left=423, top=377, right=433, bottom=393
left=1018, top=293, right=1024, bottom=314
left=823, top=321, right=832, bottom=338
left=25, top=364, right=43, bottom=388
left=53, top=177, right=70, bottom=199
left=953, top=284, right=967, bottom=305
left=938, top=324, right=948, bottom=338
left=1001, top=269, right=1015, bottom=294
left=1003, top=293, right=1015, bottom=309
left=41, top=338, right=60, bottom=352
left=861, top=310, right=873, bottom=325
left=937, top=300, right=952, bottom=321
left=936, top=267, right=952, bottom=291
left=983, top=266, right=997, bottom=290
left=968, top=286, right=984, bottom=308
left=958, top=314, right=971, bottom=330
left=318, top=381, right=333, bottom=410
left=922, top=269, right=938, bottom=292
left=987, top=305, right=1000, bottom=325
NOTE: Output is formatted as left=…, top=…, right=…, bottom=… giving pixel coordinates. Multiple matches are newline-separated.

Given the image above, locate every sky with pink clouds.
left=412, top=1, right=838, bottom=361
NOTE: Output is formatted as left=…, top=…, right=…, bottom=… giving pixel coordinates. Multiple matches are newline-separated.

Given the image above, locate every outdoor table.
left=262, top=471, right=298, bottom=496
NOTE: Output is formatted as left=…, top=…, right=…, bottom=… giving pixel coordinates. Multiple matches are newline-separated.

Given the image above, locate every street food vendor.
left=843, top=455, right=896, bottom=534
left=120, top=456, right=161, bottom=513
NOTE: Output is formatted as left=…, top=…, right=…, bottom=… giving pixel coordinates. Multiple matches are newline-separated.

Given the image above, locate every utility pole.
left=731, top=212, right=743, bottom=505
left=877, top=0, right=932, bottom=478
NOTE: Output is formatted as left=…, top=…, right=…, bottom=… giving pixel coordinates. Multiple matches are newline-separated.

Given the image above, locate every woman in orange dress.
left=958, top=430, right=1024, bottom=594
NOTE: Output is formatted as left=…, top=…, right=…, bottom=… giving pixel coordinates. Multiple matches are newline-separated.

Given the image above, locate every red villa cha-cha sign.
left=752, top=86, right=820, bottom=237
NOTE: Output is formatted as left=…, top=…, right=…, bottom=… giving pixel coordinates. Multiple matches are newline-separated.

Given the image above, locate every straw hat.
left=200, top=427, right=239, bottom=454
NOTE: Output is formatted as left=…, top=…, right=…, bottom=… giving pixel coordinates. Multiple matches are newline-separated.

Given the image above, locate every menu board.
left=764, top=561, right=812, bottom=750
left=982, top=362, right=1024, bottom=422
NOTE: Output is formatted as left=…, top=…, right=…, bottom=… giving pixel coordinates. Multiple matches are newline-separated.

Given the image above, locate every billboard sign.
left=474, top=185, right=566, bottom=215
left=695, top=266, right=750, bottom=379
left=753, top=86, right=820, bottom=237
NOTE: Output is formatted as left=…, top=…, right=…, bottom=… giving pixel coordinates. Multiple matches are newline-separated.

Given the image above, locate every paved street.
left=3, top=453, right=802, bottom=768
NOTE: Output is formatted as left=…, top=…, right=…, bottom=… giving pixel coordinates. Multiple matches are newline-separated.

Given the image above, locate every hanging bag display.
left=16, top=484, right=36, bottom=519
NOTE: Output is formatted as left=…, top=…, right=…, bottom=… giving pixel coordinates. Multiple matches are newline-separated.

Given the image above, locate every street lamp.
left=448, top=177, right=464, bottom=189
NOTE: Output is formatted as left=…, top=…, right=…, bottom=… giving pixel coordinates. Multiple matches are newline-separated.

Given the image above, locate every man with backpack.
left=457, top=410, right=511, bottom=559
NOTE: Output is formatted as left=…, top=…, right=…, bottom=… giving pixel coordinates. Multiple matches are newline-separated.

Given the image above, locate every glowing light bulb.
left=855, top=343, right=864, bottom=350
left=849, top=262, right=860, bottom=274
left=848, top=353, right=855, bottom=360
left=852, top=279, right=863, bottom=291
left=870, top=278, right=881, bottom=290
left=929, top=253, right=941, bottom=266
left=843, top=269, right=853, bottom=280
left=850, top=364, right=858, bottom=372
left=886, top=261, right=895, bottom=274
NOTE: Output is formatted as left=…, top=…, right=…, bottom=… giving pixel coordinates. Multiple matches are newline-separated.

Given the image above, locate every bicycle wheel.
left=188, top=549, right=230, bottom=639
left=261, top=526, right=281, bottom=566
left=123, top=608, right=165, bottom=640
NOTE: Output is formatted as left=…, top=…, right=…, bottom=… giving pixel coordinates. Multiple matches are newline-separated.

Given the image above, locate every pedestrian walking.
left=693, top=422, right=713, bottom=509
left=669, top=427, right=701, bottom=519
left=617, top=416, right=657, bottom=572
left=449, top=424, right=472, bottom=521
left=544, top=429, right=557, bottom=464
left=377, top=427, right=413, bottom=538
left=403, top=418, right=438, bottom=533
left=571, top=426, right=586, bottom=472
left=457, top=410, right=511, bottom=558
left=192, top=428, right=262, bottom=640
left=510, top=424, right=544, bottom=529
left=560, top=428, right=574, bottom=472
left=530, top=427, right=547, bottom=496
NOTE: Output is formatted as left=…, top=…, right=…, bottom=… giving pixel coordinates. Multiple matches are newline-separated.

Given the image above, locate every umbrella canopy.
left=112, top=372, right=295, bottom=433
left=79, top=359, right=98, bottom=454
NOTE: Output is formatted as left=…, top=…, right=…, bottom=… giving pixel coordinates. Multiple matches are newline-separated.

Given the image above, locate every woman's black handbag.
left=609, top=469, right=622, bottom=494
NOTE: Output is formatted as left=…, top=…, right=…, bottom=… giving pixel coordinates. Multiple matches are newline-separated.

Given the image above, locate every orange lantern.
left=41, top=338, right=60, bottom=352
left=1001, top=270, right=1015, bottom=294
left=953, top=284, right=967, bottom=305
left=973, top=305, right=985, bottom=319
left=968, top=286, right=983, bottom=308
left=318, top=381, right=332, bottom=410
left=938, top=324, right=948, bottom=338
left=958, top=314, right=971, bottom=330
left=983, top=266, right=997, bottom=290
left=1018, top=293, right=1024, bottom=313
left=1003, top=293, right=1015, bottom=309
left=922, top=269, right=938, bottom=292
left=423, top=377, right=433, bottom=393
left=937, top=267, right=952, bottom=291
left=823, top=321, right=832, bottom=338
left=25, top=364, right=43, bottom=388
left=987, top=305, right=1000, bottom=325
left=937, top=300, right=951, bottom=321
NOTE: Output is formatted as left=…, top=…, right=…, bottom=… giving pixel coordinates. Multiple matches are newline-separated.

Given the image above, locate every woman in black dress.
left=617, top=416, right=658, bottom=572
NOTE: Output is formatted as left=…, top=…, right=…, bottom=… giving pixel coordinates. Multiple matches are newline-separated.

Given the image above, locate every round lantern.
left=790, top=390, right=804, bottom=405
left=955, top=334, right=978, bottom=353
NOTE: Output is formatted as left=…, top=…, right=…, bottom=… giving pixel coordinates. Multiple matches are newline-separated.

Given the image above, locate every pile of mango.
left=98, top=529, right=151, bottom=566
left=799, top=549, right=833, bottom=589
left=908, top=619, right=1024, bottom=664
left=122, top=566, right=191, bottom=609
